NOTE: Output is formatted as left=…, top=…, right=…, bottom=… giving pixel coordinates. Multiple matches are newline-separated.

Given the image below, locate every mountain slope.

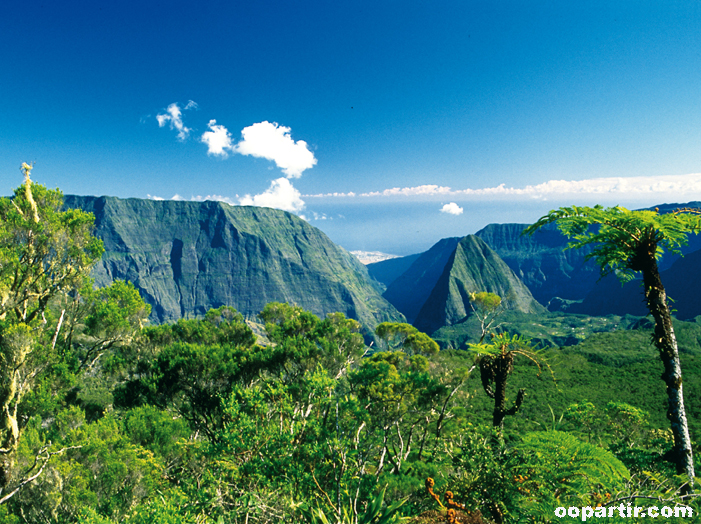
left=570, top=248, right=701, bottom=319
left=381, top=237, right=461, bottom=323
left=64, top=196, right=403, bottom=330
left=474, top=223, right=600, bottom=307
left=474, top=203, right=701, bottom=308
left=414, top=235, right=545, bottom=334
left=366, top=253, right=421, bottom=288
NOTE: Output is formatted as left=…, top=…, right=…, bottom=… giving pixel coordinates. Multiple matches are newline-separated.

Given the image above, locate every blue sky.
left=3, top=1, right=701, bottom=254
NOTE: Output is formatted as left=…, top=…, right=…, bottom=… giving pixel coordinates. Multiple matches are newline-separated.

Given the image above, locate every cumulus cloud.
left=440, top=202, right=464, bottom=215
left=198, top=119, right=316, bottom=179
left=155, top=107, right=316, bottom=213
left=201, top=120, right=234, bottom=157
left=156, top=101, right=197, bottom=140
left=239, top=177, right=305, bottom=212
left=234, top=121, right=317, bottom=178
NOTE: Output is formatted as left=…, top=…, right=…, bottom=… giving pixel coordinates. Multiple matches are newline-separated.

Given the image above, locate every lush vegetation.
left=526, top=205, right=701, bottom=487
left=1, top=175, right=699, bottom=523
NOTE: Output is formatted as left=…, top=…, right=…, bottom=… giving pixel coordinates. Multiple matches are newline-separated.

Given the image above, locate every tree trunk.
left=492, top=356, right=509, bottom=429
left=639, top=253, right=695, bottom=490
left=489, top=353, right=525, bottom=429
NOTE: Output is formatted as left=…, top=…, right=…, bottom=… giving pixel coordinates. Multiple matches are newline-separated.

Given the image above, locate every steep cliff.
left=63, top=196, right=403, bottom=330
left=570, top=248, right=701, bottom=319
left=366, top=253, right=421, bottom=288
left=475, top=203, right=701, bottom=308
left=474, top=223, right=600, bottom=307
left=413, top=235, right=545, bottom=334
left=381, top=237, right=461, bottom=323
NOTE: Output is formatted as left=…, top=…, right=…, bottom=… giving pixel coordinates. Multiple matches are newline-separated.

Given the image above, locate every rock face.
left=570, top=248, right=701, bottom=319
left=366, top=253, right=421, bottom=288
left=413, top=236, right=545, bottom=334
left=381, top=238, right=461, bottom=323
left=63, top=196, right=403, bottom=330
left=473, top=203, right=701, bottom=308
left=474, top=223, right=599, bottom=306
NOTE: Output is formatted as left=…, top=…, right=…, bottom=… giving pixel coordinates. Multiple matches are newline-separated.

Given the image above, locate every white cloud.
left=304, top=185, right=451, bottom=198
left=198, top=119, right=317, bottom=179
left=306, top=173, right=701, bottom=201
left=447, top=173, right=701, bottom=199
left=190, top=194, right=237, bottom=206
left=440, top=202, right=463, bottom=215
left=299, top=211, right=330, bottom=222
left=234, top=121, right=317, bottom=178
left=362, top=185, right=453, bottom=197
left=156, top=102, right=196, bottom=141
left=201, top=120, right=234, bottom=157
left=305, top=191, right=356, bottom=197
left=148, top=193, right=237, bottom=205
left=239, top=177, right=305, bottom=212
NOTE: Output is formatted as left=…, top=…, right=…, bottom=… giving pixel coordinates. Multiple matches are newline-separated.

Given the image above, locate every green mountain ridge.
left=414, top=235, right=545, bottom=334
left=61, top=196, right=701, bottom=339
left=63, top=195, right=404, bottom=332
left=474, top=222, right=599, bottom=306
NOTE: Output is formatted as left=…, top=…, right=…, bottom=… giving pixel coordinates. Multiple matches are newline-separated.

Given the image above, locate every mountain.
left=366, top=253, right=421, bottom=288
left=413, top=235, right=545, bottom=334
left=63, top=196, right=404, bottom=331
left=570, top=248, right=701, bottom=319
left=474, top=223, right=600, bottom=307
left=381, top=237, right=461, bottom=323
left=474, top=203, right=701, bottom=309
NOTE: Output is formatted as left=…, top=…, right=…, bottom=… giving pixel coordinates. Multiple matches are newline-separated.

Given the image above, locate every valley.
left=2, top=190, right=694, bottom=523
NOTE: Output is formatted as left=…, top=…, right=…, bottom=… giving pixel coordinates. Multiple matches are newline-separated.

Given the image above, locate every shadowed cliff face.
left=381, top=237, right=461, bottom=323
left=413, top=235, right=545, bottom=335
left=474, top=223, right=600, bottom=306
left=63, top=196, right=403, bottom=330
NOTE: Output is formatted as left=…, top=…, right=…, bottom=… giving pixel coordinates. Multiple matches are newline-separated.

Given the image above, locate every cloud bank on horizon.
left=306, top=173, right=701, bottom=202
left=157, top=102, right=315, bottom=213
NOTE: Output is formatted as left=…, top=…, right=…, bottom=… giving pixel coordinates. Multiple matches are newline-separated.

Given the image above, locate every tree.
left=467, top=291, right=503, bottom=343
left=468, top=333, right=543, bottom=429
left=71, top=279, right=151, bottom=372
left=260, top=302, right=367, bottom=380
left=0, top=165, right=104, bottom=494
left=114, top=308, right=259, bottom=441
left=375, top=322, right=439, bottom=356
left=524, top=204, right=701, bottom=488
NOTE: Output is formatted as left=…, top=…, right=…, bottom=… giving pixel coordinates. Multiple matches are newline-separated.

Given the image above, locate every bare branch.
left=0, top=445, right=82, bottom=505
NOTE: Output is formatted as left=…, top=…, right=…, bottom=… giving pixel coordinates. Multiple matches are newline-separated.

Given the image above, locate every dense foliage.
left=526, top=205, right=701, bottom=486
left=1, top=176, right=699, bottom=523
